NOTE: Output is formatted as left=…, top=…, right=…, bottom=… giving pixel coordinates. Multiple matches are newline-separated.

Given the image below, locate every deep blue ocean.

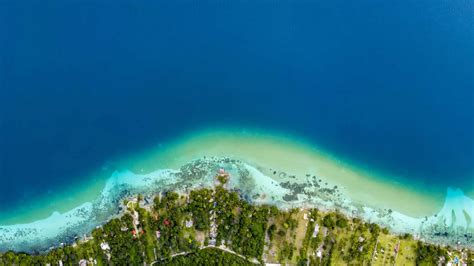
left=0, top=0, right=473, bottom=215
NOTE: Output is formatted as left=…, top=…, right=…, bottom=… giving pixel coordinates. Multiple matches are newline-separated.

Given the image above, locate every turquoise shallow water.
left=0, top=0, right=473, bottom=251
left=0, top=127, right=457, bottom=224
left=1, top=128, right=473, bottom=252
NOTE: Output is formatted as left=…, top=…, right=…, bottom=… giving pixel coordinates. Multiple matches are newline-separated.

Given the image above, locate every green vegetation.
left=162, top=247, right=254, bottom=266
left=216, top=174, right=228, bottom=185
left=416, top=241, right=448, bottom=265
left=188, top=188, right=213, bottom=231
left=1, top=183, right=472, bottom=265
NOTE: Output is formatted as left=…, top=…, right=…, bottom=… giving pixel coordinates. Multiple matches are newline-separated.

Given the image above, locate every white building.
left=185, top=219, right=194, bottom=228
left=100, top=242, right=110, bottom=251
left=312, top=224, right=320, bottom=237
left=316, top=250, right=322, bottom=258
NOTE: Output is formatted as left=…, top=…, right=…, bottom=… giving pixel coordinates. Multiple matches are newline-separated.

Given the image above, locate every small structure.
left=316, top=250, right=322, bottom=258
left=216, top=168, right=230, bottom=184
left=218, top=168, right=229, bottom=177
left=132, top=229, right=144, bottom=238
left=313, top=224, right=320, bottom=237
left=83, top=234, right=93, bottom=242
left=185, top=219, right=194, bottom=228
left=209, top=238, right=216, bottom=246
left=133, top=211, right=140, bottom=226
left=100, top=242, right=110, bottom=251
left=394, top=242, right=400, bottom=254
left=79, top=259, right=88, bottom=266
left=303, top=213, right=308, bottom=220
left=144, top=196, right=152, bottom=205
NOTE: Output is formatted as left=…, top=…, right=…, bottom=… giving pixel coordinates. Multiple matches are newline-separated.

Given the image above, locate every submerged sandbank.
left=125, top=128, right=447, bottom=217
left=1, top=127, right=472, bottom=252
left=0, top=127, right=448, bottom=224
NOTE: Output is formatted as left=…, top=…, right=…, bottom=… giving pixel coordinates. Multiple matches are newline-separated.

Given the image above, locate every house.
left=100, top=242, right=110, bottom=251
left=316, top=250, right=322, bottom=258
left=132, top=228, right=144, bottom=238
left=209, top=239, right=216, bottom=246
left=218, top=168, right=229, bottom=177
left=185, top=219, right=194, bottom=228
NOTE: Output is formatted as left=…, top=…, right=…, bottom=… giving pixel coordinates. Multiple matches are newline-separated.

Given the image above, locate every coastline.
left=125, top=128, right=447, bottom=216
left=0, top=128, right=472, bottom=252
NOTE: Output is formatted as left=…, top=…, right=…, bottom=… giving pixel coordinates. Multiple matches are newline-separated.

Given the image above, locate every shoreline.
left=125, top=128, right=447, bottom=216
left=1, top=127, right=450, bottom=225
left=0, top=156, right=472, bottom=252
left=0, top=128, right=472, bottom=252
